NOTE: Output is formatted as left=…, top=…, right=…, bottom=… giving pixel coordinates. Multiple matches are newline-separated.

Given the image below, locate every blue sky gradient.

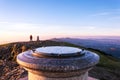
left=0, top=0, right=120, bottom=43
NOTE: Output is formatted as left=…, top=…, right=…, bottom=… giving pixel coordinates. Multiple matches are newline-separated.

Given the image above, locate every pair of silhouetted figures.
left=30, top=35, right=40, bottom=41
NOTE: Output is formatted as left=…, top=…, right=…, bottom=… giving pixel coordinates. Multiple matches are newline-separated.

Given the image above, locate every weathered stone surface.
left=17, top=46, right=99, bottom=80
left=28, top=72, right=88, bottom=80
left=19, top=76, right=99, bottom=80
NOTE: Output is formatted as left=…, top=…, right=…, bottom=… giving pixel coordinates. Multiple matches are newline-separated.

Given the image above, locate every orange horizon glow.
left=1, top=34, right=120, bottom=44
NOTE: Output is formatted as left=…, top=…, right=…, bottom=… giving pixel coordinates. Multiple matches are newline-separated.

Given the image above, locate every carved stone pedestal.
left=17, top=46, right=99, bottom=80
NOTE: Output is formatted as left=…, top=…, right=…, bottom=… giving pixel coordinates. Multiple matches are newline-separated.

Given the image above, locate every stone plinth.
left=19, top=76, right=98, bottom=80
left=17, top=46, right=99, bottom=80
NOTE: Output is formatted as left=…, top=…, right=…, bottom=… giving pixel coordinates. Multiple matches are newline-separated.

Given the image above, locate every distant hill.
left=51, top=38, right=120, bottom=59
left=0, top=40, right=120, bottom=80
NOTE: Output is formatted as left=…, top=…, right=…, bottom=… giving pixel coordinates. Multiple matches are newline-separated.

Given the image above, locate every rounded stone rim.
left=17, top=49, right=99, bottom=72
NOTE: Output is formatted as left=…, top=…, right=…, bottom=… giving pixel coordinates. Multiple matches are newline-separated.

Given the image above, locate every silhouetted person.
left=37, top=36, right=40, bottom=41
left=30, top=35, right=33, bottom=41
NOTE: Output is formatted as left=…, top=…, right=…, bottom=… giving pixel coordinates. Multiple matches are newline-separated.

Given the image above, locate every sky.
left=0, top=0, right=120, bottom=43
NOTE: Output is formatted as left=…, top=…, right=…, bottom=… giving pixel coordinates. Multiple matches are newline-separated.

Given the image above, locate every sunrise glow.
left=0, top=0, right=120, bottom=43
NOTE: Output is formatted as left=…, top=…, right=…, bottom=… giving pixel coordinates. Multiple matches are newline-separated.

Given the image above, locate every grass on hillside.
left=0, top=40, right=120, bottom=70
left=85, top=48, right=120, bottom=70
left=60, top=41, right=120, bottom=70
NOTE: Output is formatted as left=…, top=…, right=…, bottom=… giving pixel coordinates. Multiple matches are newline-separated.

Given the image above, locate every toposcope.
left=17, top=46, right=99, bottom=80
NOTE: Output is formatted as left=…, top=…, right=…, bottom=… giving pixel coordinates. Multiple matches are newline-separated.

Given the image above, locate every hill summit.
left=0, top=40, right=120, bottom=80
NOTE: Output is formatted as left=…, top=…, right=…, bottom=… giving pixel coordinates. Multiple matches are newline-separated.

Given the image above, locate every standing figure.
left=30, top=35, right=33, bottom=41
left=37, top=36, right=40, bottom=41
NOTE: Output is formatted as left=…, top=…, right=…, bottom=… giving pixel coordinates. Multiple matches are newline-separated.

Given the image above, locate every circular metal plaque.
left=32, top=46, right=84, bottom=58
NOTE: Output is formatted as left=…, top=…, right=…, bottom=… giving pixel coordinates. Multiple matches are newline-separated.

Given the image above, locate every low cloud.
left=91, top=12, right=110, bottom=16
left=91, top=9, right=120, bottom=17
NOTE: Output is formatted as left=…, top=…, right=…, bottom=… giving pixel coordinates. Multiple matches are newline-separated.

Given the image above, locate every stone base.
left=28, top=72, right=88, bottom=80
left=19, top=76, right=98, bottom=80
